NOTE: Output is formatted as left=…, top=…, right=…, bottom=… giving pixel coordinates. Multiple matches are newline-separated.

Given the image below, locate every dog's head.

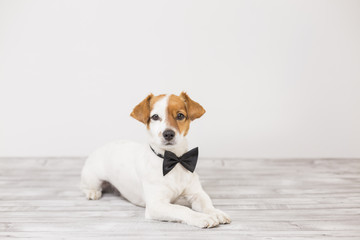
left=130, top=92, right=205, bottom=151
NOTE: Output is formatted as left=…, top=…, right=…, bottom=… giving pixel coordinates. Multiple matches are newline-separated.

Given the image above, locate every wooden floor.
left=0, top=157, right=359, bottom=239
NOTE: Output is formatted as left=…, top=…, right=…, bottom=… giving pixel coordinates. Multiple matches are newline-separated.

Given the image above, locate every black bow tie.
left=150, top=146, right=199, bottom=176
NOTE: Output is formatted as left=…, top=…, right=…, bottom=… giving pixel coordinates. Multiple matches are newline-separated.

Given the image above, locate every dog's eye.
left=176, top=113, right=185, bottom=120
left=151, top=114, right=160, bottom=121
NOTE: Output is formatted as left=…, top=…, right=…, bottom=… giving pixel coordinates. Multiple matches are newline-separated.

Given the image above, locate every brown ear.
left=180, top=92, right=206, bottom=121
left=130, top=94, right=153, bottom=124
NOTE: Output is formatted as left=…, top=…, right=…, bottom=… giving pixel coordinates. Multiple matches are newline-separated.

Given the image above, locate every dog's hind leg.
left=81, top=165, right=103, bottom=200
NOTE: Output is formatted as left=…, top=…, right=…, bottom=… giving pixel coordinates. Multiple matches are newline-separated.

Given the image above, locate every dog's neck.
left=149, top=139, right=188, bottom=157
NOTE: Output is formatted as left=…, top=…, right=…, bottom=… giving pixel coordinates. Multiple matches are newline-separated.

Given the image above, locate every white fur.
left=81, top=95, right=231, bottom=228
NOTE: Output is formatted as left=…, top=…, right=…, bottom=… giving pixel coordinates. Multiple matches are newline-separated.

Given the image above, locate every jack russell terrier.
left=81, top=92, right=231, bottom=228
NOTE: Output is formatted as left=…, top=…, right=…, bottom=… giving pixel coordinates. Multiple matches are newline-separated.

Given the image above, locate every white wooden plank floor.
left=0, top=157, right=359, bottom=240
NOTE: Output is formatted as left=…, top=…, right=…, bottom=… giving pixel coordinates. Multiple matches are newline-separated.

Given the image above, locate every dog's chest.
left=143, top=152, right=194, bottom=200
left=163, top=164, right=193, bottom=197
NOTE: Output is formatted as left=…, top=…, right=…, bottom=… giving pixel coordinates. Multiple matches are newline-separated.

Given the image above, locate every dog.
left=80, top=92, right=231, bottom=228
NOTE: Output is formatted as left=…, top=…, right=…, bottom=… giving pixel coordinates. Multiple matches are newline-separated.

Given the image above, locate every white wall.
left=1, top=0, right=359, bottom=158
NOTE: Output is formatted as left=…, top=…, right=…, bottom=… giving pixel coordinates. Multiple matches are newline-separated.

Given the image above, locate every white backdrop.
left=1, top=0, right=359, bottom=158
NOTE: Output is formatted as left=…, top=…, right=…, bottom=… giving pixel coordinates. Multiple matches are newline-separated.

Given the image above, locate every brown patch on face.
left=167, top=95, right=189, bottom=135
left=130, top=94, right=165, bottom=128
left=167, top=93, right=206, bottom=136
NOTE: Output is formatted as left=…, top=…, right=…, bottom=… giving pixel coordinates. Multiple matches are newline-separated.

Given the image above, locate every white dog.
left=81, top=92, right=231, bottom=228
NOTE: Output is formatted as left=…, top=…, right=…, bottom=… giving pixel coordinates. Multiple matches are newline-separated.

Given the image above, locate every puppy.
left=81, top=92, right=231, bottom=228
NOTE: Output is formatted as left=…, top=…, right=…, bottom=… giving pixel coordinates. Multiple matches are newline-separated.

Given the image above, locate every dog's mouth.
left=163, top=140, right=176, bottom=146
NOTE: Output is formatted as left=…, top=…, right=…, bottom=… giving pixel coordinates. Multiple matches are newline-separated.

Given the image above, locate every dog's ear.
left=130, top=94, right=153, bottom=124
left=180, top=92, right=206, bottom=121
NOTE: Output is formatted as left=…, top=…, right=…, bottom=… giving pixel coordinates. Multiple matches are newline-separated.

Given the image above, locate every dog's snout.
left=163, top=129, right=175, bottom=141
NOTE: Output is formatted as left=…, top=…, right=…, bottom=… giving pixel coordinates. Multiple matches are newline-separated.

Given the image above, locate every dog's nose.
left=163, top=129, right=175, bottom=141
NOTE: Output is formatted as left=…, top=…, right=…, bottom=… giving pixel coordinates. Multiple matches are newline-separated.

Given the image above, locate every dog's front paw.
left=83, top=189, right=102, bottom=200
left=187, top=213, right=219, bottom=228
left=206, top=208, right=231, bottom=224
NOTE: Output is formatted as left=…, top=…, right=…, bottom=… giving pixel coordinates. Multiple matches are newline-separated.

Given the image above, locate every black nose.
left=163, top=129, right=175, bottom=141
